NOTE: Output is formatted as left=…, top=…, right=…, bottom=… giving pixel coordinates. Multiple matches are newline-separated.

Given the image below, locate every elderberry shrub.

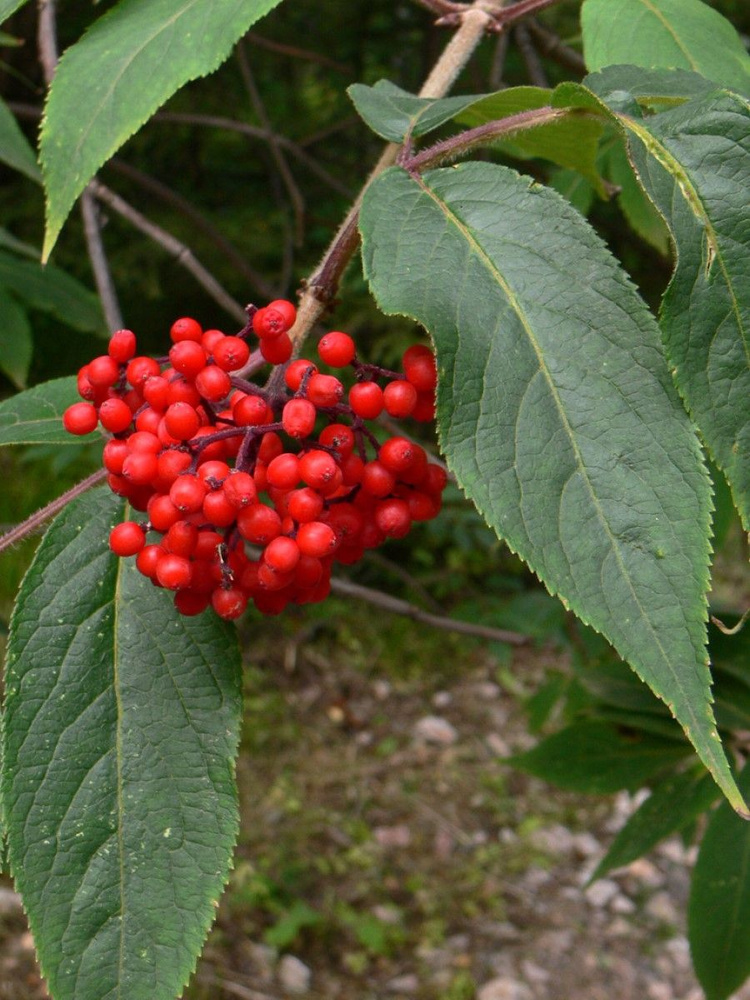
left=63, top=301, right=446, bottom=620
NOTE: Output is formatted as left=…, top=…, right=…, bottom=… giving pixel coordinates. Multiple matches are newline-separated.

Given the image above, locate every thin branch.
left=237, top=40, right=305, bottom=247
left=155, top=111, right=354, bottom=199
left=298, top=114, right=361, bottom=149
left=488, top=29, right=510, bottom=89
left=329, top=577, right=529, bottom=646
left=246, top=31, right=350, bottom=75
left=526, top=19, right=586, bottom=74
left=496, top=0, right=563, bottom=27
left=107, top=159, right=277, bottom=301
left=0, top=469, right=107, bottom=556
left=80, top=191, right=124, bottom=330
left=88, top=180, right=248, bottom=325
left=514, top=22, right=549, bottom=88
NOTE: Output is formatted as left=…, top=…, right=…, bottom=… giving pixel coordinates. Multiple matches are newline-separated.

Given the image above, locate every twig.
left=488, top=29, right=510, bottom=88
left=107, top=158, right=277, bottom=301
left=711, top=609, right=749, bottom=636
left=298, top=114, right=361, bottom=149
left=155, top=112, right=354, bottom=199
left=88, top=180, right=248, bottom=325
left=0, top=469, right=107, bottom=555
left=237, top=40, right=306, bottom=247
left=80, top=191, right=124, bottom=330
left=514, top=22, right=549, bottom=88
left=329, top=577, right=529, bottom=645
left=526, top=19, right=586, bottom=74
left=288, top=1, right=501, bottom=352
left=364, top=550, right=445, bottom=613
left=246, top=31, right=350, bottom=75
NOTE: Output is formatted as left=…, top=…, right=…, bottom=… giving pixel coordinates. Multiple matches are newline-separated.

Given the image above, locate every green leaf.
left=360, top=161, right=747, bottom=816
left=347, top=79, right=493, bottom=143
left=689, top=759, right=750, bottom=1000
left=600, top=139, right=670, bottom=255
left=0, top=251, right=105, bottom=332
left=511, top=720, right=690, bottom=794
left=585, top=64, right=718, bottom=112
left=581, top=0, right=750, bottom=94
left=456, top=85, right=609, bottom=196
left=592, top=769, right=719, bottom=879
left=40, top=0, right=284, bottom=260
left=0, top=377, right=100, bottom=446
left=610, top=92, right=750, bottom=529
left=547, top=167, right=595, bottom=216
left=0, top=0, right=30, bottom=24
left=2, top=487, right=243, bottom=1000
left=0, top=288, right=32, bottom=388
left=0, top=96, right=41, bottom=182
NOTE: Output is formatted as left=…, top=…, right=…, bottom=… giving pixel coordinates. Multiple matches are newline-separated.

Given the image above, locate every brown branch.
left=329, top=577, right=529, bottom=646
left=514, top=22, right=549, bottom=88
left=88, top=180, right=248, bottom=325
left=107, top=159, right=278, bottom=301
left=246, top=31, right=350, bottom=75
left=0, top=469, right=108, bottom=556
left=526, top=19, right=587, bottom=74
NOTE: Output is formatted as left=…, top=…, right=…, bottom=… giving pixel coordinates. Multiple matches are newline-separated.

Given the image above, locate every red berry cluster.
left=63, top=302, right=446, bottom=620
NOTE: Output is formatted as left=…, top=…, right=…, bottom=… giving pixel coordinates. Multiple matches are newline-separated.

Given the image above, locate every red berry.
left=157, top=449, right=192, bottom=484
left=299, top=450, right=338, bottom=490
left=282, top=398, right=316, bottom=439
left=122, top=451, right=158, bottom=485
left=264, top=536, right=301, bottom=573
left=169, top=341, right=207, bottom=379
left=128, top=430, right=161, bottom=453
left=403, top=347, right=437, bottom=392
left=287, top=487, right=324, bottom=523
left=260, top=333, right=293, bottom=364
left=318, top=331, right=355, bottom=367
left=202, top=489, right=238, bottom=527
left=212, top=336, right=250, bottom=371
left=258, top=432, right=284, bottom=464
left=170, top=317, right=203, bottom=343
left=296, top=521, right=338, bottom=558
left=362, top=459, right=396, bottom=497
left=136, top=544, right=162, bottom=579
left=109, top=521, right=146, bottom=556
left=126, top=356, right=161, bottom=388
left=223, top=471, right=257, bottom=508
left=108, top=329, right=137, bottom=363
left=195, top=365, right=231, bottom=401
left=234, top=394, right=271, bottom=426
left=285, top=359, right=317, bottom=392
left=375, top=498, right=412, bottom=538
left=379, top=436, right=416, bottom=474
left=147, top=494, right=181, bottom=532
left=164, top=520, right=198, bottom=557
left=212, top=587, right=248, bottom=620
left=253, top=301, right=295, bottom=338
left=164, top=402, right=200, bottom=441
left=306, top=373, right=343, bottom=408
left=175, top=591, right=211, bottom=616
left=169, top=474, right=207, bottom=513
left=237, top=504, right=282, bottom=545
left=87, top=355, right=121, bottom=387
left=103, top=438, right=129, bottom=474
left=318, top=423, right=355, bottom=456
left=267, top=453, right=301, bottom=490
left=63, top=402, right=98, bottom=435
left=349, top=381, right=383, bottom=419
left=156, top=553, right=193, bottom=590
left=98, top=398, right=133, bottom=433
left=383, top=380, right=417, bottom=418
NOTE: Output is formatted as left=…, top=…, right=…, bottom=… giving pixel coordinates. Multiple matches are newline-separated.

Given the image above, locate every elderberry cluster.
left=63, top=301, right=447, bottom=620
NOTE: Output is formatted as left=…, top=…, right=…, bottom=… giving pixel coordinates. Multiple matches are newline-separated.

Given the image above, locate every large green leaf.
left=0, top=96, right=41, bottom=182
left=40, top=0, right=284, bottom=259
left=592, top=768, right=719, bottom=879
left=0, top=0, right=30, bottom=24
left=360, top=162, right=747, bottom=815
left=610, top=92, right=750, bottom=529
left=689, top=760, right=750, bottom=1000
left=511, top=721, right=690, bottom=794
left=599, top=139, right=670, bottom=256
left=2, top=487, right=243, bottom=1000
left=585, top=65, right=718, bottom=112
left=0, top=377, right=100, bottom=447
left=581, top=0, right=750, bottom=95
left=0, top=288, right=32, bottom=388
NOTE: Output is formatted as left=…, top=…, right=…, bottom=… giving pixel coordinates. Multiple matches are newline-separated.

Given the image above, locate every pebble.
left=529, top=823, right=575, bottom=855
left=432, top=690, right=452, bottom=708
left=374, top=825, right=412, bottom=848
left=611, top=893, right=637, bottom=915
left=0, top=889, right=23, bottom=917
left=647, top=982, right=673, bottom=1000
left=585, top=879, right=620, bottom=908
left=571, top=832, right=602, bottom=857
left=486, top=732, right=511, bottom=757
left=386, top=973, right=419, bottom=993
left=625, top=858, right=664, bottom=886
left=278, top=954, right=311, bottom=994
left=645, top=891, right=679, bottom=926
left=413, top=715, right=458, bottom=745
left=477, top=977, right=534, bottom=1000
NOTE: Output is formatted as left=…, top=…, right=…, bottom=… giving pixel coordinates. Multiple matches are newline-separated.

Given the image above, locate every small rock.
left=477, top=977, right=533, bottom=1000
left=605, top=917, right=633, bottom=938
left=374, top=824, right=411, bottom=848
left=537, top=929, right=573, bottom=954
left=647, top=982, right=673, bottom=1000
left=241, top=941, right=277, bottom=981
left=610, top=893, right=636, bottom=915
left=0, top=888, right=23, bottom=917
left=625, top=858, right=663, bottom=886
left=372, top=904, right=402, bottom=925
left=473, top=681, right=501, bottom=700
left=413, top=715, right=458, bottom=746
left=521, top=959, right=550, bottom=984
left=521, top=866, right=552, bottom=891
left=571, top=832, right=602, bottom=857
left=664, top=935, right=691, bottom=969
left=646, top=890, right=679, bottom=925
left=486, top=733, right=511, bottom=757
left=386, top=973, right=419, bottom=993
left=373, top=680, right=391, bottom=700
left=483, top=921, right=523, bottom=943
left=432, top=690, right=452, bottom=708
left=278, top=955, right=311, bottom=994
left=529, top=823, right=575, bottom=855
left=585, top=879, right=620, bottom=908
left=657, top=837, right=695, bottom=865
left=434, top=827, right=455, bottom=859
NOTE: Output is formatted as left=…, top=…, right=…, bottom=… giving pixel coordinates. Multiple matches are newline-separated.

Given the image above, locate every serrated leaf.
left=592, top=769, right=719, bottom=879
left=585, top=65, right=718, bottom=112
left=0, top=377, right=100, bottom=446
left=609, top=92, right=750, bottom=529
left=0, top=96, right=41, bottom=182
left=0, top=288, right=32, bottom=387
left=0, top=0, right=30, bottom=24
left=456, top=85, right=609, bottom=196
left=511, top=720, right=690, bottom=794
left=40, top=0, right=284, bottom=260
left=0, top=251, right=105, bottom=332
left=547, top=167, right=595, bottom=216
left=347, top=79, right=493, bottom=143
left=581, top=0, right=750, bottom=95
left=2, top=487, right=243, bottom=1000
left=600, top=139, right=670, bottom=256
left=689, top=759, right=750, bottom=1000
left=360, top=161, right=747, bottom=816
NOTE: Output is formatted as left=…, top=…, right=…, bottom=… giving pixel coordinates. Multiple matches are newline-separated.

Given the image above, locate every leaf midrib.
left=634, top=0, right=700, bottom=72
left=412, top=170, right=706, bottom=742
